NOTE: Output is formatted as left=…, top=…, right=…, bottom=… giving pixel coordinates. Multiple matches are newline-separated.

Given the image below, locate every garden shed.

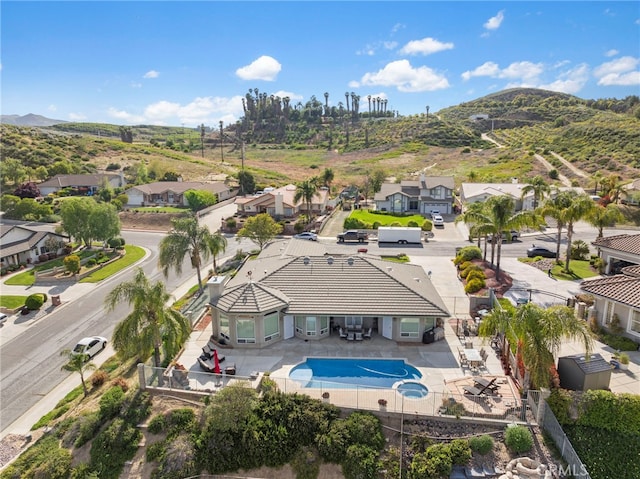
left=557, top=353, right=612, bottom=391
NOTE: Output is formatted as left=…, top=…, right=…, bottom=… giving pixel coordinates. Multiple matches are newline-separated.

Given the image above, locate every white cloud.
left=484, top=10, right=505, bottom=31
left=605, top=49, right=619, bottom=57
left=383, top=41, right=398, bottom=50
left=47, top=104, right=57, bottom=112
left=143, top=70, right=159, bottom=79
left=398, top=37, right=454, bottom=56
left=461, top=61, right=543, bottom=83
left=348, top=80, right=361, bottom=88
left=68, top=112, right=87, bottom=121
left=130, top=81, right=142, bottom=88
left=235, top=56, right=281, bottom=81
left=271, top=90, right=303, bottom=101
left=391, top=23, right=405, bottom=34
left=356, top=60, right=449, bottom=92
left=107, top=107, right=146, bottom=124
left=540, top=64, right=590, bottom=94
left=594, top=56, right=640, bottom=85
left=356, top=44, right=376, bottom=56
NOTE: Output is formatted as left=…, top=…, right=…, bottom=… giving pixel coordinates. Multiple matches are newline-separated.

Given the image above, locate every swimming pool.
left=289, top=357, right=422, bottom=389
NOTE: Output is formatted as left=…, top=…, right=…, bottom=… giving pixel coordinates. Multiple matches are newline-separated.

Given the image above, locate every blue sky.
left=2, top=1, right=639, bottom=128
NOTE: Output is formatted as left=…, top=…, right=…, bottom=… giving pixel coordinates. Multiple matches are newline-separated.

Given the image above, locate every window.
left=630, top=310, right=640, bottom=335
left=400, top=318, right=420, bottom=338
left=320, top=316, right=329, bottom=335
left=264, top=312, right=280, bottom=341
left=219, top=314, right=230, bottom=341
left=604, top=301, right=614, bottom=324
left=409, top=199, right=419, bottom=210
left=295, top=316, right=305, bottom=334
left=236, top=318, right=255, bottom=344
left=306, top=317, right=317, bottom=336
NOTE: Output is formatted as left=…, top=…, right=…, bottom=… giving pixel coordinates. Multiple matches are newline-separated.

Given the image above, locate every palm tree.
left=462, top=195, right=539, bottom=278
left=322, top=168, right=334, bottom=190
left=539, top=191, right=572, bottom=260
left=158, top=215, right=211, bottom=293
left=455, top=202, right=488, bottom=257
left=294, top=179, right=319, bottom=225
left=367, top=95, right=372, bottom=116
left=591, top=171, right=605, bottom=196
left=105, top=268, right=191, bottom=368
left=560, top=194, right=597, bottom=273
left=206, top=230, right=228, bottom=276
left=521, top=175, right=551, bottom=209
left=60, top=349, right=96, bottom=397
left=344, top=92, right=350, bottom=114
left=587, top=204, right=624, bottom=239
left=323, top=92, right=329, bottom=116
left=479, top=303, right=593, bottom=389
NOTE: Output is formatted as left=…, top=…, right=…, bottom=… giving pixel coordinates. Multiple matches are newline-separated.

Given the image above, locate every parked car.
left=526, top=246, right=557, bottom=258
left=0, top=313, right=7, bottom=326
left=293, top=232, right=318, bottom=241
left=432, top=214, right=444, bottom=227
left=430, top=210, right=441, bottom=219
left=488, top=230, right=520, bottom=242
left=72, top=336, right=107, bottom=360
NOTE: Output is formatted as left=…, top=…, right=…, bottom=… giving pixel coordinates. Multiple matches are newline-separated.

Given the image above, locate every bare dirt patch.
left=119, top=211, right=181, bottom=231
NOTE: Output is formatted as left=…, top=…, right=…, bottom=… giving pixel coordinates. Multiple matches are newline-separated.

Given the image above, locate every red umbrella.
left=212, top=349, right=221, bottom=374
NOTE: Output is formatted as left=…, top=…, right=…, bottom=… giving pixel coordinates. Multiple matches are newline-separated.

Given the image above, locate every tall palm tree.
left=521, top=175, right=551, bottom=209
left=158, top=215, right=211, bottom=293
left=479, top=303, right=592, bottom=389
left=105, top=268, right=191, bottom=368
left=60, top=349, right=96, bottom=397
left=323, top=92, right=329, bottom=116
left=560, top=194, right=596, bottom=273
left=587, top=204, right=624, bottom=239
left=206, top=230, right=228, bottom=276
left=591, top=171, right=605, bottom=196
left=462, top=195, right=539, bottom=278
left=322, top=168, right=334, bottom=190
left=539, top=191, right=572, bottom=260
left=367, top=95, right=372, bottom=116
left=294, top=179, right=319, bottom=225
left=455, top=202, right=489, bottom=257
left=344, top=92, right=350, bottom=114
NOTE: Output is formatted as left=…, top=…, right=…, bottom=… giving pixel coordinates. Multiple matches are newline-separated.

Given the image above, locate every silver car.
left=72, top=336, right=108, bottom=359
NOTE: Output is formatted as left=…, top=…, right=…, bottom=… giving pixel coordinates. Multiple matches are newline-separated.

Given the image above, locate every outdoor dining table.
left=464, top=349, right=483, bottom=370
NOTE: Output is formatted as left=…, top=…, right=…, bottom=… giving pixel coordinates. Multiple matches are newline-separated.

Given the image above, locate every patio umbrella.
left=213, top=349, right=221, bottom=374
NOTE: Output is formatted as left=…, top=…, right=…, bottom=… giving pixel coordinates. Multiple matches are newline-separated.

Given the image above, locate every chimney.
left=275, top=192, right=284, bottom=216
left=207, top=275, right=227, bottom=302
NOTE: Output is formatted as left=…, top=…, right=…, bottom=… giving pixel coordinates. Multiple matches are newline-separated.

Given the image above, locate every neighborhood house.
left=125, top=181, right=232, bottom=207
left=374, top=175, right=455, bottom=215
left=235, top=184, right=329, bottom=218
left=38, top=173, right=125, bottom=196
left=207, top=239, right=449, bottom=348
left=0, top=224, right=68, bottom=266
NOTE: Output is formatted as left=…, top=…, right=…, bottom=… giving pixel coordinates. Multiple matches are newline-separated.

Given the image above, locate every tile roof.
left=127, top=181, right=229, bottom=195
left=421, top=176, right=455, bottom=189
left=580, top=272, right=640, bottom=309
left=592, top=234, right=640, bottom=256
left=221, top=241, right=450, bottom=317
left=0, top=226, right=67, bottom=258
left=39, top=173, right=121, bottom=188
left=212, top=282, right=290, bottom=314
left=235, top=184, right=328, bottom=208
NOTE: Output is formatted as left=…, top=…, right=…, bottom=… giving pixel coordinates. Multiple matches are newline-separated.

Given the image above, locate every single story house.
left=235, top=184, right=329, bottom=217
left=374, top=175, right=455, bottom=215
left=459, top=183, right=586, bottom=212
left=0, top=224, right=69, bottom=266
left=207, top=239, right=450, bottom=348
left=592, top=233, right=640, bottom=275
left=580, top=265, right=640, bottom=342
left=125, top=181, right=232, bottom=207
left=39, top=173, right=125, bottom=196
left=621, top=179, right=640, bottom=206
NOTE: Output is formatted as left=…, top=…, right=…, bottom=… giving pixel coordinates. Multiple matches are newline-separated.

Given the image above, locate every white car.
left=0, top=313, right=7, bottom=326
left=293, top=232, right=318, bottom=241
left=72, top=336, right=107, bottom=359
left=432, top=214, right=444, bottom=227
left=430, top=210, right=441, bottom=218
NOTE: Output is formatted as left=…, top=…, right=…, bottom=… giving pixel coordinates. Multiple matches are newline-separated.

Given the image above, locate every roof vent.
left=387, top=267, right=393, bottom=272
left=303, top=256, right=311, bottom=265
left=327, top=257, right=334, bottom=265
left=347, top=257, right=354, bottom=265
left=414, top=278, right=421, bottom=282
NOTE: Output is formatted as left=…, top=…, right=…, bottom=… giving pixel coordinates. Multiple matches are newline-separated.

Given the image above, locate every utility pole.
left=219, top=120, right=224, bottom=163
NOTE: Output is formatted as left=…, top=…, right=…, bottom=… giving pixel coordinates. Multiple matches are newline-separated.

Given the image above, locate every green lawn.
left=551, top=260, right=599, bottom=281
left=0, top=295, right=27, bottom=309
left=3, top=250, right=98, bottom=286
left=131, top=206, right=190, bottom=213
left=349, top=209, right=426, bottom=226
left=79, top=245, right=146, bottom=283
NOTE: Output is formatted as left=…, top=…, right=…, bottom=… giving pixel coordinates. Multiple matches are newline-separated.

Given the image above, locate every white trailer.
left=377, top=226, right=423, bottom=244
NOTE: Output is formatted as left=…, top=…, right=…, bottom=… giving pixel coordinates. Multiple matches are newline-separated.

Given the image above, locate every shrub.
left=547, top=389, right=574, bottom=425
left=90, top=370, right=109, bottom=388
left=407, top=220, right=420, bottom=228
left=421, top=219, right=433, bottom=231
left=156, top=433, right=198, bottom=479
left=87, top=258, right=97, bottom=267
left=291, top=446, right=321, bottom=479
left=111, top=377, right=129, bottom=392
left=460, top=264, right=483, bottom=279
left=99, top=385, right=125, bottom=420
left=146, top=441, right=165, bottom=462
left=64, top=254, right=81, bottom=275
left=466, top=269, right=486, bottom=282
left=166, top=408, right=197, bottom=434
left=571, top=240, right=590, bottom=260
left=148, top=414, right=167, bottom=434
left=89, top=418, right=141, bottom=479
left=469, top=435, right=494, bottom=455
left=73, top=412, right=103, bottom=448
left=410, top=443, right=452, bottom=478
left=505, top=425, right=533, bottom=453
left=342, top=444, right=379, bottom=479
left=454, top=246, right=482, bottom=264
left=448, top=439, right=472, bottom=465
left=225, top=217, right=237, bottom=229
left=25, top=293, right=45, bottom=310
left=465, top=277, right=486, bottom=294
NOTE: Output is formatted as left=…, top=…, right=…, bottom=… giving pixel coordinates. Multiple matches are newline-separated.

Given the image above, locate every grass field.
left=3, top=250, right=97, bottom=286
left=0, top=295, right=27, bottom=309
left=551, top=260, right=599, bottom=281
left=79, top=245, right=146, bottom=283
left=349, top=209, right=427, bottom=226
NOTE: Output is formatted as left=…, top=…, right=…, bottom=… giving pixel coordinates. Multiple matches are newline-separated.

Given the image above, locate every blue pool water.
left=289, top=358, right=422, bottom=389
left=397, top=382, right=429, bottom=398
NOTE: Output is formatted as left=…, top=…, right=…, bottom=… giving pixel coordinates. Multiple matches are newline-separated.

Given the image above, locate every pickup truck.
left=337, top=230, right=368, bottom=243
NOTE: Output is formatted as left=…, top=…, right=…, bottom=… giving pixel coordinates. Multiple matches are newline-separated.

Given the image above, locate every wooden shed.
left=557, top=353, right=612, bottom=391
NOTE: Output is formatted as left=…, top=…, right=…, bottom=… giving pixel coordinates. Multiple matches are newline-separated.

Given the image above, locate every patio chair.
left=347, top=332, right=355, bottom=341
left=458, top=348, right=469, bottom=367
left=339, top=327, right=348, bottom=339
left=473, top=377, right=499, bottom=394
left=355, top=332, right=363, bottom=341
left=463, top=378, right=496, bottom=398
left=363, top=327, right=372, bottom=339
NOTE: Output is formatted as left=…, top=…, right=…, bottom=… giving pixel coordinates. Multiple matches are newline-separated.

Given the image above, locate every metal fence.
left=139, top=365, right=531, bottom=424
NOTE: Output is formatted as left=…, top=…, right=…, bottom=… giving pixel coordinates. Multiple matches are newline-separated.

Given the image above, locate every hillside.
left=2, top=88, right=639, bottom=191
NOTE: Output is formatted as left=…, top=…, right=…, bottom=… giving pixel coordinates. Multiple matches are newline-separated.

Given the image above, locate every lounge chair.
left=473, top=377, right=499, bottom=393
left=463, top=378, right=496, bottom=398
left=363, top=327, right=372, bottom=339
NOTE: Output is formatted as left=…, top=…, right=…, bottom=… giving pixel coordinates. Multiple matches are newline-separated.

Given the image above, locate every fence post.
left=138, top=363, right=146, bottom=390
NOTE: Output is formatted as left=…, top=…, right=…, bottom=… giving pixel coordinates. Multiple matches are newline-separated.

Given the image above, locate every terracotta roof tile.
left=592, top=234, right=640, bottom=256
left=580, top=273, right=640, bottom=309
